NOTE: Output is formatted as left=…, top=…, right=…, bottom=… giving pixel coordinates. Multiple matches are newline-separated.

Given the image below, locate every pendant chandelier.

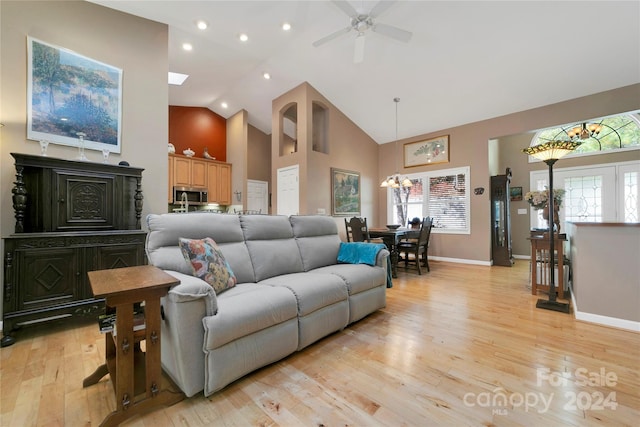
left=380, top=97, right=412, bottom=188
left=567, top=122, right=602, bottom=140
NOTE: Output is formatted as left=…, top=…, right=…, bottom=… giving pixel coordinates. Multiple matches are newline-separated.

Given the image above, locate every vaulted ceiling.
left=90, top=1, right=640, bottom=143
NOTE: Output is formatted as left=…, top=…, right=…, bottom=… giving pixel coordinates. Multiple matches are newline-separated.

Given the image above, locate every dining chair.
left=397, top=217, right=433, bottom=274
left=345, top=217, right=370, bottom=242
left=235, top=209, right=261, bottom=215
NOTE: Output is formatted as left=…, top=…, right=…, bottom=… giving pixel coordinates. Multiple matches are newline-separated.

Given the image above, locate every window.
left=530, top=113, right=640, bottom=161
left=388, top=166, right=470, bottom=234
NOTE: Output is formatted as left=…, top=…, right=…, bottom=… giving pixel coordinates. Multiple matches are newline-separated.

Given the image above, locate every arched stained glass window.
left=530, top=113, right=640, bottom=158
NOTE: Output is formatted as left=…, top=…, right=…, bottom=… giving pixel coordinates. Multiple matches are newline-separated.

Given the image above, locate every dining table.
left=369, top=227, right=420, bottom=277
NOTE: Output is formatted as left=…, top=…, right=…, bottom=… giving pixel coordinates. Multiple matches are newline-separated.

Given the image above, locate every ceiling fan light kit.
left=313, top=0, right=413, bottom=63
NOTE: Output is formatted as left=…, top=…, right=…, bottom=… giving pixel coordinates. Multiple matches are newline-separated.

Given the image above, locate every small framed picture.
left=404, top=135, right=449, bottom=167
left=510, top=186, right=523, bottom=201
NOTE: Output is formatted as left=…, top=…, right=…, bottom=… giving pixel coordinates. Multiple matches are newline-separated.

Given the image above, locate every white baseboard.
left=570, top=285, right=640, bottom=332
left=429, top=256, right=492, bottom=266
left=513, top=254, right=530, bottom=260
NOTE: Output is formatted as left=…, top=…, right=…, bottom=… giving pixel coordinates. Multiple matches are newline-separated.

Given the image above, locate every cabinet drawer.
left=96, top=244, right=145, bottom=270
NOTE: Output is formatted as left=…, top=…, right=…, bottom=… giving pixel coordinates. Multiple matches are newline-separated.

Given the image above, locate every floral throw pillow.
left=179, top=237, right=237, bottom=294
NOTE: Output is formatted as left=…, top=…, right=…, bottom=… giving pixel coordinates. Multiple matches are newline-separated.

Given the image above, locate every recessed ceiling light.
left=239, top=33, right=248, bottom=42
left=182, top=43, right=193, bottom=51
left=263, top=72, right=271, bottom=80
left=221, top=102, right=228, bottom=109
left=282, top=22, right=291, bottom=31
left=196, top=20, right=208, bottom=30
left=168, top=72, right=189, bottom=85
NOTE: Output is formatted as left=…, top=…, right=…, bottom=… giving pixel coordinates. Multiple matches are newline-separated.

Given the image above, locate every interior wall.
left=247, top=124, right=271, bottom=183
left=169, top=106, right=226, bottom=161
left=271, top=82, right=380, bottom=236
left=226, top=110, right=248, bottom=211
left=377, top=84, right=640, bottom=263
left=0, top=0, right=168, bottom=318
left=0, top=0, right=169, bottom=240
left=497, top=127, right=640, bottom=258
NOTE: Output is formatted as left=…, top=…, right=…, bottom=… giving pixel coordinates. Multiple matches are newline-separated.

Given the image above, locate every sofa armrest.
left=165, top=271, right=218, bottom=315
left=160, top=271, right=217, bottom=397
left=375, top=248, right=390, bottom=268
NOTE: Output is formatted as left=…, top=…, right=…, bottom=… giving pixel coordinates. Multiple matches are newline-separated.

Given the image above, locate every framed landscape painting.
left=331, top=168, right=361, bottom=216
left=27, top=37, right=123, bottom=153
left=404, top=135, right=449, bottom=167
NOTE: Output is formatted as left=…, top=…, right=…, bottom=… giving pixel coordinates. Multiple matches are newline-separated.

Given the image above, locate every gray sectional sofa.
left=145, top=213, right=390, bottom=397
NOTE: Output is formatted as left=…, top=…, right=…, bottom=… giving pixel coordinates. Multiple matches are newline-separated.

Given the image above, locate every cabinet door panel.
left=18, top=247, right=79, bottom=310
left=173, top=157, right=191, bottom=187
left=191, top=159, right=207, bottom=188
left=218, top=164, right=231, bottom=205
left=54, top=171, right=116, bottom=231
left=206, top=163, right=220, bottom=202
left=168, top=156, right=175, bottom=203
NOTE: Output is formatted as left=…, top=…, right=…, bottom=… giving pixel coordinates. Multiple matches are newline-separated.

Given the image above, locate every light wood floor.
left=1, top=261, right=638, bottom=426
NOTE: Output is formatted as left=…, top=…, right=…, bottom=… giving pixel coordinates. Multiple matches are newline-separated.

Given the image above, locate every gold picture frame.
left=331, top=168, right=361, bottom=216
left=404, top=135, right=449, bottom=167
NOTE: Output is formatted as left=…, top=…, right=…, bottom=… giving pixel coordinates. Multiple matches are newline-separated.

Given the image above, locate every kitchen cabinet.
left=172, top=155, right=207, bottom=189
left=169, top=154, right=231, bottom=204
left=206, top=161, right=232, bottom=204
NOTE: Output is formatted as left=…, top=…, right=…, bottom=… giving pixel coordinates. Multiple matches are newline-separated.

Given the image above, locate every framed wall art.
left=27, top=37, right=123, bottom=153
left=331, top=168, right=361, bottom=216
left=510, top=186, right=523, bottom=201
left=404, top=135, right=449, bottom=167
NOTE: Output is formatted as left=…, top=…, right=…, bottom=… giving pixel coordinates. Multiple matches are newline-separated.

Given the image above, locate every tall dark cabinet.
left=491, top=167, right=514, bottom=267
left=2, top=153, right=146, bottom=346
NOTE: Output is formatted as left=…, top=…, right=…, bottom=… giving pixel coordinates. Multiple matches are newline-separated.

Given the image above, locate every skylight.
left=168, top=72, right=189, bottom=85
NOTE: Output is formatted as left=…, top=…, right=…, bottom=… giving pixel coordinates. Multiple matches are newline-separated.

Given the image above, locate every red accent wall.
left=169, top=106, right=226, bottom=161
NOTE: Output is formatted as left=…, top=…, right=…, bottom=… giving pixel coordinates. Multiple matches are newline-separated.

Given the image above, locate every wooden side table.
left=83, top=265, right=184, bottom=427
left=529, top=235, right=566, bottom=299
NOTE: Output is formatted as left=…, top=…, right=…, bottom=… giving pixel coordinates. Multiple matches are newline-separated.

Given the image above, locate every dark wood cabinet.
left=2, top=153, right=146, bottom=346
left=491, top=168, right=514, bottom=267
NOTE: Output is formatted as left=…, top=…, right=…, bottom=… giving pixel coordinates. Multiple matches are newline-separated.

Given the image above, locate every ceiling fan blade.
left=312, top=26, right=352, bottom=47
left=369, top=0, right=396, bottom=18
left=354, top=34, right=365, bottom=63
left=332, top=0, right=358, bottom=18
left=372, top=22, right=413, bottom=43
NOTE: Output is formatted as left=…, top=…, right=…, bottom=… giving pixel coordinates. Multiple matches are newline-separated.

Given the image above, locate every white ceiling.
left=90, top=0, right=640, bottom=144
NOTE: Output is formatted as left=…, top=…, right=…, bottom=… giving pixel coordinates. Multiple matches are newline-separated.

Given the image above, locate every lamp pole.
left=523, top=140, right=580, bottom=314
left=535, top=156, right=569, bottom=313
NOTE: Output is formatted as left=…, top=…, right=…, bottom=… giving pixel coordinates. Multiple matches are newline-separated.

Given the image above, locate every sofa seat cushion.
left=311, top=264, right=386, bottom=295
left=203, top=284, right=298, bottom=350
left=259, top=273, right=348, bottom=317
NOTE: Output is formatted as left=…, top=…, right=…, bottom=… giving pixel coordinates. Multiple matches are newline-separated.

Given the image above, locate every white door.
left=530, top=164, right=618, bottom=230
left=247, top=179, right=268, bottom=214
left=277, top=165, right=299, bottom=216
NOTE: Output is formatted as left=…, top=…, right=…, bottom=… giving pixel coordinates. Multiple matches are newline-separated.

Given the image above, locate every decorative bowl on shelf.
left=183, top=148, right=195, bottom=157
left=386, top=224, right=401, bottom=230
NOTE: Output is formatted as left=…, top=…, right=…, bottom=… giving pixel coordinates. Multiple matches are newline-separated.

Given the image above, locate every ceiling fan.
left=313, top=0, right=413, bottom=63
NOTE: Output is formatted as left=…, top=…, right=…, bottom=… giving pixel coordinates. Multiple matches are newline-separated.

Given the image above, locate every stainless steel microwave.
left=173, top=186, right=208, bottom=205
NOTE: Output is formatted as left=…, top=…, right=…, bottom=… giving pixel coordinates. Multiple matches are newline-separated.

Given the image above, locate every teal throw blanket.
left=337, top=242, right=393, bottom=288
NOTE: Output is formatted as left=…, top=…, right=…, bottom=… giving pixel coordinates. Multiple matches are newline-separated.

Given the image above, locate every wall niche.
left=280, top=103, right=298, bottom=156
left=312, top=101, right=328, bottom=154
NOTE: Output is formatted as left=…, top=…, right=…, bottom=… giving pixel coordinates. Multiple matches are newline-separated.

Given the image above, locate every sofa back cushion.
left=240, top=215, right=304, bottom=281
left=290, top=215, right=341, bottom=271
left=146, top=213, right=256, bottom=283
